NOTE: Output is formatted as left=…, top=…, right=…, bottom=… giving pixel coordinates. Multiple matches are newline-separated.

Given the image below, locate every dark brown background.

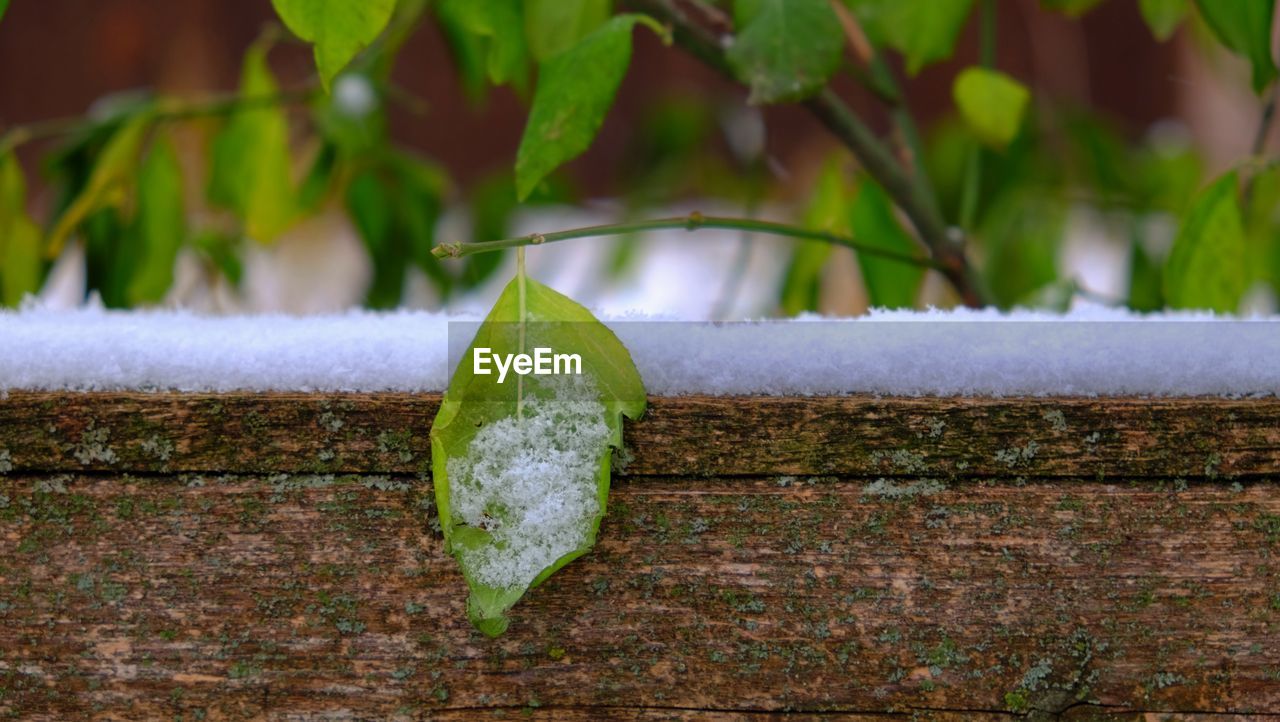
left=0, top=0, right=1181, bottom=195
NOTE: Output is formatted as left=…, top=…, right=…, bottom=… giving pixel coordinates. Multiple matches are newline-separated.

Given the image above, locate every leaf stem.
left=433, top=212, right=947, bottom=271
left=516, top=247, right=527, bottom=421
left=1243, top=83, right=1278, bottom=201
left=625, top=0, right=990, bottom=307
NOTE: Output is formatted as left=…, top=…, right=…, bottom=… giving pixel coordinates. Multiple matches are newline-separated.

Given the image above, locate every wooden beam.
left=1, top=392, right=1277, bottom=479
left=2, top=392, right=1279, bottom=717
left=1, top=472, right=1278, bottom=717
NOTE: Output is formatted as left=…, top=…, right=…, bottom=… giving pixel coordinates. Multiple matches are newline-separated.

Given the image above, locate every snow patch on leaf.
left=447, top=376, right=609, bottom=590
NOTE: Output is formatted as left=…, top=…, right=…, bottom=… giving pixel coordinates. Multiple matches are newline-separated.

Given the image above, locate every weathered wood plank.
left=3, top=472, right=1279, bottom=718
left=1, top=392, right=1278, bottom=479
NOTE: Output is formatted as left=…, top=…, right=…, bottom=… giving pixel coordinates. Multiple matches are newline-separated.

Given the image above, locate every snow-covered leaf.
left=1164, top=172, right=1247, bottom=312
left=726, top=0, right=843, bottom=103
left=431, top=271, right=645, bottom=636
left=271, top=0, right=395, bottom=91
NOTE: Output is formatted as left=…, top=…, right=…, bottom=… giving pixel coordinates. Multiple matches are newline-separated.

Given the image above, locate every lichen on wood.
left=1, top=393, right=1277, bottom=480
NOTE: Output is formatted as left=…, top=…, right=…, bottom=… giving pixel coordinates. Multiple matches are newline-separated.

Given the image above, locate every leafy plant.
left=1, top=0, right=1276, bottom=313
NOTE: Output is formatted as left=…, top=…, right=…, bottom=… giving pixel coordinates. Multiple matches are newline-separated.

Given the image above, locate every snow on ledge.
left=1, top=305, right=1278, bottom=397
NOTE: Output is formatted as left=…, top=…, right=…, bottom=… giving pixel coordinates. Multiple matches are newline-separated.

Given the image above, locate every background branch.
left=432, top=213, right=947, bottom=271
left=627, top=0, right=990, bottom=307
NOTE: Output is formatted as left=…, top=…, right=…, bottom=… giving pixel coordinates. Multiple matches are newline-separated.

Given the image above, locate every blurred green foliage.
left=0, top=0, right=1276, bottom=314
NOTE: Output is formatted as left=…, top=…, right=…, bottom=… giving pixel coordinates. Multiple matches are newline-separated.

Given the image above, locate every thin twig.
left=626, top=0, right=989, bottom=307
left=1243, top=83, right=1278, bottom=202
left=431, top=212, right=947, bottom=271
left=831, top=1, right=940, bottom=221
left=0, top=86, right=320, bottom=154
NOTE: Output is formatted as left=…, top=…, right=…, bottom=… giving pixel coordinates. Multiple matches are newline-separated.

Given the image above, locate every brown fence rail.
left=1, top=392, right=1279, bottom=719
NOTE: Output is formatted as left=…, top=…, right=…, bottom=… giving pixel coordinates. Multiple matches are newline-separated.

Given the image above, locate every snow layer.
left=1, top=304, right=1278, bottom=396
left=447, top=377, right=609, bottom=589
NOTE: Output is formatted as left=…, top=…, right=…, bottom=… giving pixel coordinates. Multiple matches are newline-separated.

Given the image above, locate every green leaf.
left=436, top=0, right=529, bottom=87
left=515, top=14, right=651, bottom=200
left=390, top=152, right=449, bottom=275
left=127, top=135, right=186, bottom=305
left=46, top=113, right=151, bottom=259
left=346, top=151, right=450, bottom=307
left=208, top=42, right=296, bottom=243
left=726, top=0, right=843, bottom=103
left=953, top=67, right=1030, bottom=149
left=298, top=142, right=339, bottom=211
left=82, top=207, right=131, bottom=307
left=525, top=0, right=611, bottom=61
left=270, top=0, right=396, bottom=91
left=1039, top=0, right=1105, bottom=15
left=431, top=272, right=645, bottom=636
left=980, top=192, right=1064, bottom=308
left=850, top=180, right=924, bottom=308
left=1243, top=164, right=1280, bottom=293
left=1163, top=172, right=1247, bottom=312
left=1194, top=0, right=1277, bottom=93
left=1139, top=0, right=1187, bottom=40
left=436, top=4, right=491, bottom=100
left=1127, top=237, right=1164, bottom=312
left=0, top=154, right=42, bottom=306
left=193, top=230, right=244, bottom=287
left=347, top=169, right=402, bottom=308
left=847, top=0, right=975, bottom=75
left=780, top=156, right=847, bottom=314
left=0, top=0, right=10, bottom=24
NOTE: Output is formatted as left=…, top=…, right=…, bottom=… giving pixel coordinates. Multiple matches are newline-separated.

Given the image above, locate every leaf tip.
left=474, top=614, right=510, bottom=638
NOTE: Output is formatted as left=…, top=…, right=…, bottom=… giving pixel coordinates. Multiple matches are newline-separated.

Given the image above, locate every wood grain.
left=2, top=473, right=1280, bottom=719
left=1, top=392, right=1278, bottom=479
left=1, top=392, right=1278, bottom=719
